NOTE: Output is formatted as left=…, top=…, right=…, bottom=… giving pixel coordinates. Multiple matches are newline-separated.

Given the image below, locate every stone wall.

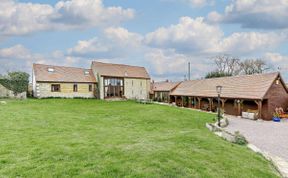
left=124, top=78, right=150, bottom=100
left=35, top=82, right=96, bottom=98
left=0, top=84, right=26, bottom=99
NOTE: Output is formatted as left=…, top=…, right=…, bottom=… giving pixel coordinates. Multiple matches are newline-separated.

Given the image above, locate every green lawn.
left=0, top=99, right=279, bottom=177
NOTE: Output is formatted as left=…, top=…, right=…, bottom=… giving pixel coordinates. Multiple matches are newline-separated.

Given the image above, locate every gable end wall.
left=263, top=79, right=288, bottom=120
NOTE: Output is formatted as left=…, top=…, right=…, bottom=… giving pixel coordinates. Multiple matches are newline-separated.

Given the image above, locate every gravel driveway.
left=224, top=116, right=288, bottom=162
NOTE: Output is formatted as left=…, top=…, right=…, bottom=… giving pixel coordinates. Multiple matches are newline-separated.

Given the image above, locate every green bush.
left=234, top=131, right=248, bottom=145
left=0, top=72, right=29, bottom=96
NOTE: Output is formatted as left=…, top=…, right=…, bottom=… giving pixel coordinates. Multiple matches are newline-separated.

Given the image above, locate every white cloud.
left=68, top=38, right=109, bottom=55
left=0, top=0, right=134, bottom=36
left=164, top=0, right=214, bottom=7
left=104, top=27, right=143, bottom=47
left=265, top=53, right=288, bottom=64
left=68, top=27, right=145, bottom=59
left=208, top=0, right=288, bottom=29
left=145, top=16, right=286, bottom=55
left=0, top=45, right=46, bottom=74
left=53, top=0, right=134, bottom=29
left=217, top=32, right=287, bottom=55
left=0, top=45, right=86, bottom=75
left=184, top=0, right=213, bottom=7
left=145, top=48, right=212, bottom=80
left=145, top=17, right=223, bottom=53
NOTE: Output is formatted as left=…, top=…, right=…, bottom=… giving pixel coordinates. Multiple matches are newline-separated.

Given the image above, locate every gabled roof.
left=171, top=72, right=286, bottom=100
left=152, top=81, right=181, bottom=92
left=91, top=61, right=150, bottom=79
left=33, top=64, right=96, bottom=83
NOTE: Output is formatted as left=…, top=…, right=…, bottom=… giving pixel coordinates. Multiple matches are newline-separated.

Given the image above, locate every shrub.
left=0, top=72, right=29, bottom=96
left=234, top=131, right=248, bottom=145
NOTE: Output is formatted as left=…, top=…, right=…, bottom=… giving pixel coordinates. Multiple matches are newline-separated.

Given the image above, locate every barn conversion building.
left=91, top=62, right=150, bottom=100
left=32, top=62, right=150, bottom=100
left=32, top=64, right=97, bottom=98
left=170, top=72, right=288, bottom=121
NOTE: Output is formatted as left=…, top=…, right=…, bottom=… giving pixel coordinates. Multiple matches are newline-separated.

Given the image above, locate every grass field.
left=0, top=99, right=279, bottom=177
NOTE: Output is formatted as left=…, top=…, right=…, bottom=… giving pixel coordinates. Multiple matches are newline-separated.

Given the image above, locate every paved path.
left=224, top=116, right=288, bottom=162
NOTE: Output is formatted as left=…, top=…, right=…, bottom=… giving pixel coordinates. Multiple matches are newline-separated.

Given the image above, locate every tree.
left=0, top=72, right=29, bottom=96
left=205, top=71, right=232, bottom=79
left=239, top=59, right=270, bottom=75
left=212, top=55, right=241, bottom=76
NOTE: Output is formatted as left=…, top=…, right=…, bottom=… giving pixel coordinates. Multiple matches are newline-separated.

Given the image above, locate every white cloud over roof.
left=0, top=0, right=134, bottom=36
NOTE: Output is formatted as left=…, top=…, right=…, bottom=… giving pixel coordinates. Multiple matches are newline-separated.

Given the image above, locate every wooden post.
left=174, top=96, right=177, bottom=105
left=188, top=97, right=191, bottom=108
left=237, top=100, right=243, bottom=116
left=181, top=96, right=184, bottom=107
left=197, top=97, right=201, bottom=109
left=221, top=99, right=227, bottom=109
left=208, top=98, right=212, bottom=111
left=255, top=100, right=262, bottom=119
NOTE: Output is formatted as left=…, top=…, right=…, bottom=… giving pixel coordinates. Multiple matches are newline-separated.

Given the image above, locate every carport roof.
left=170, top=72, right=286, bottom=100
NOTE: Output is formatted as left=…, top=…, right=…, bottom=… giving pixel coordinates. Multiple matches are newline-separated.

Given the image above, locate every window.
left=103, top=77, right=124, bottom=98
left=51, top=84, right=60, bottom=92
left=48, top=68, right=54, bottom=73
left=84, top=70, right=90, bottom=76
left=73, top=84, right=78, bottom=92
left=89, top=84, right=93, bottom=92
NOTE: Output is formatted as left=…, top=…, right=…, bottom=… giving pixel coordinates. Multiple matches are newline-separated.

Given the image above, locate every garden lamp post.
left=216, top=85, right=223, bottom=127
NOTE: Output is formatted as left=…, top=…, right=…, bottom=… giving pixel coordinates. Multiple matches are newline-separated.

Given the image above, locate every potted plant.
left=273, top=112, right=281, bottom=122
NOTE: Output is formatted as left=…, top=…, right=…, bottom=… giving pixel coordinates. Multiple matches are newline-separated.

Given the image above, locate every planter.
left=273, top=117, right=281, bottom=122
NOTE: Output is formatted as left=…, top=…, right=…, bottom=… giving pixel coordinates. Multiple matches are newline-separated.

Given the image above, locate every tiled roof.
left=152, top=81, right=181, bottom=92
left=91, top=61, right=150, bottom=79
left=171, top=72, right=284, bottom=100
left=33, top=64, right=96, bottom=83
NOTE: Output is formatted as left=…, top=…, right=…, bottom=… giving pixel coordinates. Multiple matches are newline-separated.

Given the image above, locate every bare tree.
left=239, top=59, right=270, bottom=75
left=212, top=54, right=241, bottom=75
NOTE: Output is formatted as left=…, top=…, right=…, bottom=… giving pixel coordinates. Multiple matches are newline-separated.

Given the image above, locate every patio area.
left=224, top=116, right=288, bottom=162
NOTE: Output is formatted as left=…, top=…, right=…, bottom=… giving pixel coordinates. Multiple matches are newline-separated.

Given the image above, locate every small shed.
left=170, top=72, right=288, bottom=120
left=151, top=81, right=181, bottom=102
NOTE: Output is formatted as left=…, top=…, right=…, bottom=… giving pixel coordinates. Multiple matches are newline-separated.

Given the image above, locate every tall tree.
left=0, top=72, right=29, bottom=96
left=240, top=59, right=270, bottom=75
left=212, top=55, right=241, bottom=75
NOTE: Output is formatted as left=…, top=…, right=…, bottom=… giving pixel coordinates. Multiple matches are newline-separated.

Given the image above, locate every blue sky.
left=1, top=0, right=288, bottom=81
